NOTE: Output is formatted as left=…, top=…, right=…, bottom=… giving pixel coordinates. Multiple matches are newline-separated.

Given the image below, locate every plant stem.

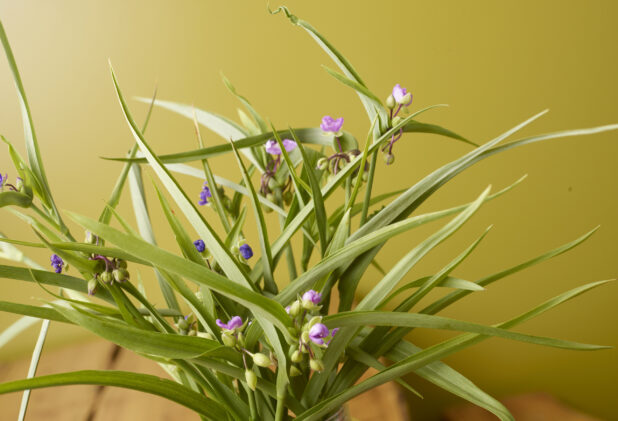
left=275, top=392, right=286, bottom=421
left=359, top=150, right=378, bottom=226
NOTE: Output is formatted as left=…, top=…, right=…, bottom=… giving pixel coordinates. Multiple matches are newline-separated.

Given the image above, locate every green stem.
left=275, top=392, right=286, bottom=421
left=278, top=207, right=297, bottom=280
left=359, top=150, right=378, bottom=226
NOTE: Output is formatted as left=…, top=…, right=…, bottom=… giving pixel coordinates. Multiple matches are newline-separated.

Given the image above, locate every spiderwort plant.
left=0, top=6, right=616, bottom=421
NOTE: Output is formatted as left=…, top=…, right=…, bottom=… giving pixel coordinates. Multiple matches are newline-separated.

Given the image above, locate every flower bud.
left=221, top=332, right=237, bottom=347
left=87, top=278, right=98, bottom=296
left=245, top=369, right=257, bottom=391
left=399, top=92, right=412, bottom=106
left=100, top=271, right=113, bottom=284
left=267, top=177, right=280, bottom=190
left=316, top=157, right=328, bottom=170
left=197, top=331, right=215, bottom=340
left=289, top=300, right=302, bottom=317
left=15, top=177, right=23, bottom=192
left=391, top=116, right=403, bottom=127
left=237, top=332, right=246, bottom=347
left=307, top=316, right=322, bottom=328
left=385, top=94, right=396, bottom=109
left=84, top=231, right=98, bottom=245
left=266, top=193, right=275, bottom=202
left=253, top=352, right=272, bottom=368
left=116, top=259, right=128, bottom=269
left=301, top=331, right=310, bottom=344
left=112, top=268, right=130, bottom=283
left=310, top=358, right=324, bottom=372
left=384, top=153, right=395, bottom=165
left=177, top=317, right=190, bottom=331
left=291, top=350, right=303, bottom=363
left=283, top=190, right=293, bottom=206
left=289, top=365, right=302, bottom=377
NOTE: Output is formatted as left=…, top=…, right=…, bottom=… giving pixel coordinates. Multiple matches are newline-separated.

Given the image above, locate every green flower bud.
left=291, top=350, right=303, bottom=363
left=245, top=369, right=257, bottom=391
left=87, top=278, right=98, bottom=296
left=84, top=231, right=98, bottom=245
left=267, top=177, right=279, bottom=190
left=301, top=331, right=310, bottom=345
left=266, top=192, right=275, bottom=202
left=237, top=332, right=246, bottom=347
left=221, top=332, right=237, bottom=347
left=289, top=300, right=302, bottom=317
left=197, top=331, right=215, bottom=340
left=400, top=92, right=412, bottom=106
left=177, top=317, right=190, bottom=331
left=316, top=157, right=329, bottom=170
left=262, top=203, right=273, bottom=213
left=310, top=358, right=324, bottom=372
left=253, top=352, right=272, bottom=368
left=15, top=177, right=24, bottom=192
left=100, top=271, right=113, bottom=284
left=362, top=171, right=368, bottom=182
left=283, top=190, right=293, bottom=206
left=116, top=259, right=128, bottom=269
left=112, top=268, right=130, bottom=283
left=289, top=365, right=302, bottom=377
left=288, top=345, right=298, bottom=358
left=391, top=116, right=403, bottom=127
left=384, top=153, right=395, bottom=165
left=307, top=316, right=322, bottom=328
left=385, top=94, right=396, bottom=109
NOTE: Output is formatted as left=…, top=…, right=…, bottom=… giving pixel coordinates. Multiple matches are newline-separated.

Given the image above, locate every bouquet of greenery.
left=0, top=6, right=615, bottom=421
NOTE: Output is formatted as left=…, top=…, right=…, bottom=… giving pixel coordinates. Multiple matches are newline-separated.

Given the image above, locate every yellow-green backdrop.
left=0, top=1, right=616, bottom=419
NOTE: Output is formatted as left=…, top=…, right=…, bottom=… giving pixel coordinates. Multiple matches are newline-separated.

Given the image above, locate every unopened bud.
left=391, top=116, right=403, bottom=127
left=253, top=352, right=272, bottom=368
left=116, top=259, right=128, bottom=269
left=289, top=365, right=302, bottom=377
left=112, top=268, right=129, bottom=282
left=399, top=92, right=412, bottom=106
left=291, top=350, right=303, bottom=363
left=197, top=331, right=215, bottom=340
left=100, top=271, right=113, bottom=284
left=222, top=332, right=237, bottom=347
left=177, top=317, right=190, bottom=331
left=384, top=153, right=395, bottom=165
left=289, top=300, right=302, bottom=317
left=85, top=231, right=98, bottom=244
left=310, top=359, right=324, bottom=372
left=307, top=316, right=322, bottom=328
left=316, top=157, right=328, bottom=170
left=301, top=331, right=310, bottom=344
left=87, top=278, right=98, bottom=296
left=385, top=94, right=396, bottom=109
left=245, top=369, right=257, bottom=391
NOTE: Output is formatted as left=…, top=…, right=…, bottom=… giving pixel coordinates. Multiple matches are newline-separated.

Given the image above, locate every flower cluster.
left=88, top=252, right=130, bottom=295
left=260, top=138, right=298, bottom=205
left=316, top=117, right=369, bottom=183
left=286, top=289, right=339, bottom=375
left=383, top=83, right=414, bottom=164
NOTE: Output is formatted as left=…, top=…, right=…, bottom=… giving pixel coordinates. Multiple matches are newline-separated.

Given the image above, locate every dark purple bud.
left=50, top=254, right=64, bottom=274
left=239, top=244, right=253, bottom=260
left=194, top=239, right=206, bottom=253
left=198, top=181, right=212, bottom=206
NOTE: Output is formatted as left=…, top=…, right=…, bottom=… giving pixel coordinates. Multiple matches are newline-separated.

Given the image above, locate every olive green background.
left=0, top=1, right=616, bottom=419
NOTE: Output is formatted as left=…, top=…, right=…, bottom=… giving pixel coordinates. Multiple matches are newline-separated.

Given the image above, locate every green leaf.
left=0, top=370, right=228, bottom=420
left=403, top=120, right=477, bottom=147
left=379, top=276, right=483, bottom=309
left=296, top=280, right=612, bottom=421
left=0, top=191, right=32, bottom=208
left=0, top=301, right=71, bottom=324
left=18, top=319, right=50, bottom=421
left=221, top=73, right=268, bottom=133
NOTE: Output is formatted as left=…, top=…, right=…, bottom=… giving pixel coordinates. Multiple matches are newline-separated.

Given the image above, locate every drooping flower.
left=320, top=116, right=344, bottom=135
left=194, top=239, right=206, bottom=253
left=239, top=243, right=253, bottom=260
left=264, top=139, right=297, bottom=155
left=308, top=323, right=330, bottom=345
left=216, top=316, right=243, bottom=331
left=50, top=254, right=64, bottom=274
left=198, top=181, right=212, bottom=205
left=302, top=289, right=322, bottom=305
left=392, top=84, right=413, bottom=106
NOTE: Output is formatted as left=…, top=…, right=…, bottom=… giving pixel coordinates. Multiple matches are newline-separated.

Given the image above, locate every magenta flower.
left=264, top=139, right=297, bottom=155
left=392, top=84, right=413, bottom=106
left=308, top=323, right=330, bottom=345
left=320, top=116, right=344, bottom=134
left=216, top=316, right=243, bottom=331
left=302, top=289, right=322, bottom=305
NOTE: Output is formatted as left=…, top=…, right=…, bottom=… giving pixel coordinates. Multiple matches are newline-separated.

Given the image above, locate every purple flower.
left=264, top=139, right=297, bottom=155
left=198, top=182, right=212, bottom=206
left=320, top=116, right=344, bottom=134
left=392, top=84, right=413, bottom=106
left=0, top=173, right=6, bottom=189
left=50, top=254, right=64, bottom=274
left=285, top=306, right=291, bottom=314
left=302, top=289, right=322, bottom=305
left=239, top=244, right=253, bottom=260
left=216, top=316, right=243, bottom=331
left=327, top=327, right=339, bottom=345
left=194, top=239, right=205, bottom=253
left=308, top=323, right=330, bottom=345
